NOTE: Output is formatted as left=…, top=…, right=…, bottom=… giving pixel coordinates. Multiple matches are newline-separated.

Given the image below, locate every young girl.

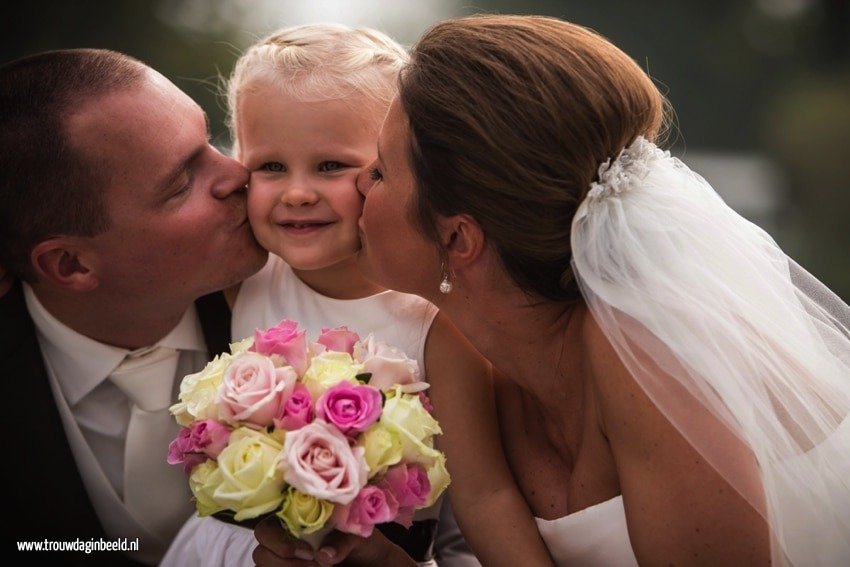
left=163, top=24, right=553, bottom=567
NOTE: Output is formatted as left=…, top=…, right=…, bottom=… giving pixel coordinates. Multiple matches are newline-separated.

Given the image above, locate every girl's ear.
left=30, top=237, right=100, bottom=292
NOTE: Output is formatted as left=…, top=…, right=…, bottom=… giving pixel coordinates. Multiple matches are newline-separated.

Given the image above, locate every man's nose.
left=211, top=151, right=250, bottom=200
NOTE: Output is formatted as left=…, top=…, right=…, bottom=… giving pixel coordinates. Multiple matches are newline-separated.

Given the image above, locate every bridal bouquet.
left=167, top=320, right=449, bottom=545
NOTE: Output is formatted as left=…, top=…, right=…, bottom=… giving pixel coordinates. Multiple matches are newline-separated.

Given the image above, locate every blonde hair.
left=226, top=23, right=407, bottom=144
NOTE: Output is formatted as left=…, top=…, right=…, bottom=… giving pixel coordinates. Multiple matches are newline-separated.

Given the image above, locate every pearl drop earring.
left=439, top=262, right=453, bottom=294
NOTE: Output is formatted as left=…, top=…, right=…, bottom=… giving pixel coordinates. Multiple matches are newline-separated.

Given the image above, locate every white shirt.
left=24, top=283, right=209, bottom=565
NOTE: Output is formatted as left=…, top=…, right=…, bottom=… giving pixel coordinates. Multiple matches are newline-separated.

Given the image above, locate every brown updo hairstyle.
left=399, top=15, right=667, bottom=302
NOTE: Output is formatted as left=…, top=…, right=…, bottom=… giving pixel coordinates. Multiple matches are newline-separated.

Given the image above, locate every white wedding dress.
left=535, top=496, right=637, bottom=566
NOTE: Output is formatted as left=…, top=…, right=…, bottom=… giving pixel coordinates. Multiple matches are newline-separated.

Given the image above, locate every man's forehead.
left=67, top=73, right=202, bottom=154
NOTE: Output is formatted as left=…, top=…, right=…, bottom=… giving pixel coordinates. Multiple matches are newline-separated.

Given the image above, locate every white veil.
left=570, top=137, right=850, bottom=565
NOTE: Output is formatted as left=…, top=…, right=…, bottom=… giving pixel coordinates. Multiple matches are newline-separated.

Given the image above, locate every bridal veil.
left=571, top=137, right=850, bottom=565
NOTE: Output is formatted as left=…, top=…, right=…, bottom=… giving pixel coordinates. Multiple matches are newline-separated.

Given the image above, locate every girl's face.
left=357, top=98, right=441, bottom=296
left=237, top=83, right=381, bottom=277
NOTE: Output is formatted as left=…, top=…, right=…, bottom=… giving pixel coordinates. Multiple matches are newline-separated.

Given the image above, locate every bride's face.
left=356, top=99, right=441, bottom=296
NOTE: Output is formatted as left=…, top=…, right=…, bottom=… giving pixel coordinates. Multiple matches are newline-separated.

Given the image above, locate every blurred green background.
left=3, top=0, right=848, bottom=299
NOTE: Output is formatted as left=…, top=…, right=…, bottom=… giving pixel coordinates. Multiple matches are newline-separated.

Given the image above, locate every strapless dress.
left=535, top=495, right=637, bottom=566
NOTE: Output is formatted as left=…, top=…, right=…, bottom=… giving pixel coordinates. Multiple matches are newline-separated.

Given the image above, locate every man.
left=0, top=48, right=268, bottom=565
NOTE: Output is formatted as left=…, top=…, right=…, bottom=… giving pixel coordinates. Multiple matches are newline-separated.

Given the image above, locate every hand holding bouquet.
left=167, top=320, right=450, bottom=545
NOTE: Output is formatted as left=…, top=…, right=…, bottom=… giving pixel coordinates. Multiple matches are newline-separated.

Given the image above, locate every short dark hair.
left=400, top=15, right=668, bottom=302
left=0, top=48, right=147, bottom=280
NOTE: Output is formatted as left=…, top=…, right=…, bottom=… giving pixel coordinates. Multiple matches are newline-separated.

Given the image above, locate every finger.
left=313, top=532, right=363, bottom=566
left=254, top=516, right=314, bottom=560
left=252, top=543, right=318, bottom=566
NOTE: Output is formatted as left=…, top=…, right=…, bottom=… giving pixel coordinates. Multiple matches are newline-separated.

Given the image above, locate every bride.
left=256, top=14, right=850, bottom=566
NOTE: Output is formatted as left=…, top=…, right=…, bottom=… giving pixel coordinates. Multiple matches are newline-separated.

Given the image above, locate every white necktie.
left=109, top=346, right=191, bottom=543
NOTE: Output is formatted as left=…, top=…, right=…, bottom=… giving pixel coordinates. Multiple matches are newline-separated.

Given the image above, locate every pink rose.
left=251, top=319, right=310, bottom=375
left=353, top=334, right=420, bottom=390
left=417, top=391, right=434, bottom=414
left=378, top=464, right=430, bottom=527
left=317, top=326, right=361, bottom=355
left=167, top=420, right=231, bottom=473
left=218, top=352, right=297, bottom=426
left=316, top=383, right=382, bottom=435
left=332, top=485, right=399, bottom=537
left=273, top=383, right=314, bottom=431
left=281, top=420, right=368, bottom=504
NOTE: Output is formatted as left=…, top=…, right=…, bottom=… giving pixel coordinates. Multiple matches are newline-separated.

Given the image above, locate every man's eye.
left=369, top=167, right=383, bottom=181
left=318, top=161, right=343, bottom=172
left=261, top=162, right=285, bottom=172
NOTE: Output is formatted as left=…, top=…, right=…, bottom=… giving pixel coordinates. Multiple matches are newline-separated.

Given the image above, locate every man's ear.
left=30, top=238, right=99, bottom=292
left=438, top=214, right=485, bottom=269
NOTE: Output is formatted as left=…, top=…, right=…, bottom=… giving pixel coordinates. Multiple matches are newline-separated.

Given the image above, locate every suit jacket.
left=3, top=281, right=231, bottom=566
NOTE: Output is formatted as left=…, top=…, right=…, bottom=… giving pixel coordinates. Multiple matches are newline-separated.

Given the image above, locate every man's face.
left=69, top=68, right=266, bottom=306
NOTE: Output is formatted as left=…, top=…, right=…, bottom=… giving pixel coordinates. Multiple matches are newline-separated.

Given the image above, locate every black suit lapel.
left=194, top=291, right=232, bottom=357
left=2, top=284, right=226, bottom=565
left=3, top=280, right=107, bottom=542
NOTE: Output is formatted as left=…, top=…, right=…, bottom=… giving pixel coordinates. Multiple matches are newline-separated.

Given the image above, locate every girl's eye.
left=261, top=162, right=285, bottom=172
left=368, top=167, right=383, bottom=181
left=318, top=161, right=343, bottom=172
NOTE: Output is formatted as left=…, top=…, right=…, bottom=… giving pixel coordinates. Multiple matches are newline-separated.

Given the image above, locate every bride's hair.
left=400, top=14, right=669, bottom=302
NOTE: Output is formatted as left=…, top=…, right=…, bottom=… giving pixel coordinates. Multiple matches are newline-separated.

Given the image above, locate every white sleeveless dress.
left=231, top=255, right=438, bottom=370
left=535, top=496, right=638, bottom=566
left=162, top=255, right=441, bottom=567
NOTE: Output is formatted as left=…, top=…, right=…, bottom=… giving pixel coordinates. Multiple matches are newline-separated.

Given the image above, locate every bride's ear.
left=438, top=214, right=485, bottom=269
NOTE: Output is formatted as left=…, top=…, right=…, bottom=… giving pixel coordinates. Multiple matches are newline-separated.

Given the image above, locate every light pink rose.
left=332, top=485, right=399, bottom=537
left=281, top=420, right=368, bottom=504
left=273, top=383, right=314, bottom=431
left=316, top=383, right=382, bottom=436
left=317, top=326, right=361, bottom=355
left=353, top=334, right=420, bottom=390
left=378, top=464, right=430, bottom=527
left=251, top=319, right=310, bottom=375
left=167, top=420, right=232, bottom=473
left=218, top=352, right=297, bottom=426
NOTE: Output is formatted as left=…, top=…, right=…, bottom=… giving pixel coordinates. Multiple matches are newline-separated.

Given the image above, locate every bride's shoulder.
left=575, top=305, right=642, bottom=405
left=575, top=305, right=619, bottom=370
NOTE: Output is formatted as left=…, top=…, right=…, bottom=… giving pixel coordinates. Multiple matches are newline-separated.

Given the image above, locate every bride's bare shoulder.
left=576, top=305, right=622, bottom=373
left=575, top=304, right=645, bottom=412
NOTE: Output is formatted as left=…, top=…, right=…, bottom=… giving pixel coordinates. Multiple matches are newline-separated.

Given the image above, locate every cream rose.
left=357, top=422, right=404, bottom=478
left=188, top=460, right=226, bottom=516
left=277, top=487, right=335, bottom=536
left=170, top=353, right=231, bottom=426
left=301, top=351, right=363, bottom=400
left=424, top=451, right=451, bottom=507
left=380, top=387, right=442, bottom=462
left=213, top=427, right=286, bottom=521
left=229, top=337, right=254, bottom=354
